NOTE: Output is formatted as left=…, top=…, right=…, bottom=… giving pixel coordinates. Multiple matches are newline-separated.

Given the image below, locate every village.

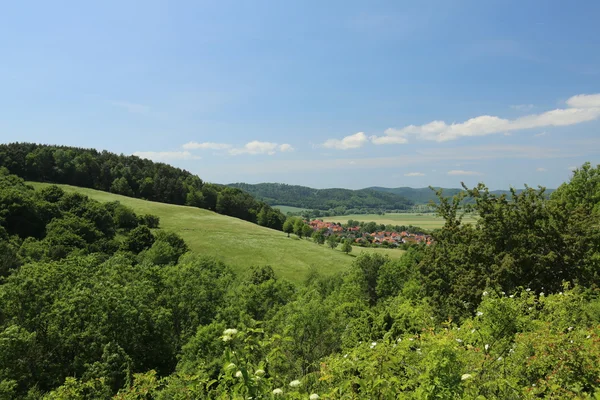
left=308, top=219, right=433, bottom=247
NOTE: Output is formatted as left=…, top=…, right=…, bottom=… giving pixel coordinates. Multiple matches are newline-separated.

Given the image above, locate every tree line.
left=0, top=143, right=286, bottom=230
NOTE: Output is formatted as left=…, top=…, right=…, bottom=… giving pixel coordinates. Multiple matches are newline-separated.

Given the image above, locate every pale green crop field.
left=321, top=213, right=477, bottom=230
left=28, top=183, right=405, bottom=283
left=272, top=205, right=309, bottom=214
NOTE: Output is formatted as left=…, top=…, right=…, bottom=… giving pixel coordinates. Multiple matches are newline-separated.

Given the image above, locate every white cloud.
left=404, top=172, right=425, bottom=177
left=112, top=101, right=149, bottom=114
left=371, top=93, right=600, bottom=144
left=279, top=143, right=294, bottom=152
left=133, top=151, right=199, bottom=162
left=229, top=141, right=293, bottom=156
left=322, top=132, right=369, bottom=149
left=536, top=167, right=547, bottom=172
left=510, top=104, right=534, bottom=111
left=534, top=132, right=547, bottom=137
left=182, top=142, right=232, bottom=150
left=566, top=93, right=600, bottom=108
left=447, top=170, right=483, bottom=176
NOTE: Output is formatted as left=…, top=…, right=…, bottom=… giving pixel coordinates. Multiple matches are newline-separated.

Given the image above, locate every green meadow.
left=29, top=182, right=404, bottom=282
left=322, top=213, right=477, bottom=230
left=272, top=205, right=309, bottom=214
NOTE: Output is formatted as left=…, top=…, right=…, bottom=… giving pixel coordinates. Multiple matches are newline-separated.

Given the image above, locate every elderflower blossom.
left=289, top=380, right=301, bottom=388
left=461, top=374, right=473, bottom=381
left=485, top=344, right=490, bottom=351
left=456, top=339, right=463, bottom=343
left=272, top=388, right=283, bottom=396
left=476, top=311, right=483, bottom=317
left=235, top=371, right=243, bottom=378
left=310, top=394, right=320, bottom=400
left=370, top=342, right=377, bottom=349
left=482, top=291, right=488, bottom=296
left=221, top=328, right=238, bottom=342
left=568, top=326, right=574, bottom=331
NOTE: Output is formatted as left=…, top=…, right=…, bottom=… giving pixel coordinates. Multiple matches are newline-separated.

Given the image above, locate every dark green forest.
left=227, top=182, right=414, bottom=213
left=1, top=158, right=600, bottom=398
left=0, top=143, right=286, bottom=231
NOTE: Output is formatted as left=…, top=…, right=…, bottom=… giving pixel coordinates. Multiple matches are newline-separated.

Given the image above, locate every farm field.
left=28, top=182, right=405, bottom=282
left=273, top=205, right=309, bottom=214
left=322, top=213, right=478, bottom=230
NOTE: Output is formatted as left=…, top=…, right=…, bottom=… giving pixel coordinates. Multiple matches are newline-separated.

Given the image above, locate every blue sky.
left=1, top=0, right=599, bottom=189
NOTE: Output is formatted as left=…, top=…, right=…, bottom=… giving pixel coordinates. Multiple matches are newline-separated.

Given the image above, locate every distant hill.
left=227, top=182, right=414, bottom=212
left=0, top=142, right=286, bottom=230
left=368, top=187, right=463, bottom=204
left=368, top=186, right=555, bottom=204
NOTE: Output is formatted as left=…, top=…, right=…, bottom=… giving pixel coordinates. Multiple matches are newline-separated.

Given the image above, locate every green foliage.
left=113, top=205, right=138, bottom=230
left=312, top=230, right=325, bottom=245
left=420, top=180, right=600, bottom=321
left=283, top=217, right=295, bottom=237
left=326, top=234, right=338, bottom=249
left=138, top=214, right=160, bottom=228
left=341, top=239, right=353, bottom=254
left=122, top=225, right=155, bottom=254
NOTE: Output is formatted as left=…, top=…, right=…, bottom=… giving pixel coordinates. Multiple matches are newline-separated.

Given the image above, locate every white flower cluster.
left=310, top=394, right=320, bottom=399
left=289, top=379, right=301, bottom=388
left=221, top=328, right=238, bottom=342
left=272, top=388, right=283, bottom=395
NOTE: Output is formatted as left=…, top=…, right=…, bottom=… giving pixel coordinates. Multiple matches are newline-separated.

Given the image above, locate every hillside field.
left=272, top=205, right=309, bottom=214
left=322, top=213, right=477, bottom=230
left=28, top=182, right=404, bottom=282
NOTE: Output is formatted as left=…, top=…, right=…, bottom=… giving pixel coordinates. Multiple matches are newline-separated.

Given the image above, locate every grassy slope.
left=29, top=182, right=404, bottom=283
left=321, top=213, right=478, bottom=230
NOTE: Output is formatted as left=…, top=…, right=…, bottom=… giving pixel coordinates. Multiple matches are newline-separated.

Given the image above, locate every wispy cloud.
left=447, top=170, right=483, bottom=176
left=534, top=132, right=547, bottom=137
left=112, top=101, right=149, bottom=114
left=536, top=167, right=547, bottom=172
left=133, top=151, right=199, bottom=162
left=510, top=104, right=534, bottom=111
left=182, top=142, right=232, bottom=150
left=369, top=93, right=600, bottom=145
left=322, top=132, right=369, bottom=150
left=404, top=172, right=425, bottom=177
left=229, top=141, right=293, bottom=156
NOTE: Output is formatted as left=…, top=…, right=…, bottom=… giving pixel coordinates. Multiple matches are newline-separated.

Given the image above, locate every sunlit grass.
left=29, top=182, right=405, bottom=283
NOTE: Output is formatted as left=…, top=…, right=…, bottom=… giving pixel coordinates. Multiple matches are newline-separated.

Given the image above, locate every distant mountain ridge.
left=228, top=182, right=556, bottom=210
left=227, top=182, right=413, bottom=211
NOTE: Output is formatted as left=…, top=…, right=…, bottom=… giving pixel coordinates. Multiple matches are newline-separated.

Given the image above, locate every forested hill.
left=227, top=182, right=414, bottom=211
left=369, top=186, right=556, bottom=204
left=0, top=143, right=286, bottom=230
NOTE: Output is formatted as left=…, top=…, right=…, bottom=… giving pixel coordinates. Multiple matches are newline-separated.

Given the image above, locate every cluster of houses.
left=308, top=220, right=433, bottom=246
